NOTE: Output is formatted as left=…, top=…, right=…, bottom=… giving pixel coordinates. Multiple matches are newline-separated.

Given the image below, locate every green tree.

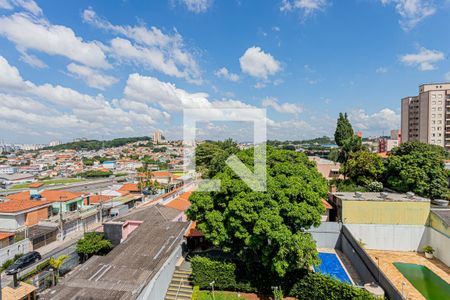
left=195, top=139, right=239, bottom=178
left=334, top=113, right=354, bottom=146
left=76, top=232, right=112, bottom=261
left=187, top=147, right=328, bottom=278
left=337, top=135, right=363, bottom=163
left=49, top=255, right=69, bottom=283
left=342, top=151, right=385, bottom=185
left=384, top=142, right=449, bottom=199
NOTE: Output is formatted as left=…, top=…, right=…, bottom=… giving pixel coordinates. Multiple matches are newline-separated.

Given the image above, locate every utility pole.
left=59, top=196, right=66, bottom=240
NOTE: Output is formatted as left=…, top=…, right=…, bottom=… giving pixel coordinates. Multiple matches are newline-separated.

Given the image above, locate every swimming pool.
left=394, top=262, right=450, bottom=300
left=314, top=252, right=352, bottom=284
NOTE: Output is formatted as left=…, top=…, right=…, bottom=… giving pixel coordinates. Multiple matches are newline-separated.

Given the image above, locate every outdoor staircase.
left=164, top=266, right=194, bottom=300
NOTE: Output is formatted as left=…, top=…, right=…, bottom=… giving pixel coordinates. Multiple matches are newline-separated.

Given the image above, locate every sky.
left=0, top=0, right=449, bottom=144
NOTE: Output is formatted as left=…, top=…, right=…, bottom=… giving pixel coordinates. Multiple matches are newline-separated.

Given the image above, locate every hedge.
left=19, top=259, right=50, bottom=281
left=191, top=256, right=237, bottom=290
left=290, top=273, right=379, bottom=300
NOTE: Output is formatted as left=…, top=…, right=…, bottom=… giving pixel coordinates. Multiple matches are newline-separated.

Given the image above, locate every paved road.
left=0, top=237, right=79, bottom=288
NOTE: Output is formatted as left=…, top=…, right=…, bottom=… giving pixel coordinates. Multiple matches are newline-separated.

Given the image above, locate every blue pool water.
left=314, top=252, right=352, bottom=284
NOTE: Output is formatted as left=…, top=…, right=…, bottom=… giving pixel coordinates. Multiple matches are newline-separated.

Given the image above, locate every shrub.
left=290, top=273, right=378, bottom=300
left=366, top=181, right=383, bottom=192
left=423, top=245, right=434, bottom=254
left=192, top=286, right=200, bottom=300
left=191, top=256, right=237, bottom=290
left=19, top=259, right=50, bottom=280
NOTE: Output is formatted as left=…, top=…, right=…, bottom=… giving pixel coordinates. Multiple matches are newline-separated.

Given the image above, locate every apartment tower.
left=401, top=83, right=450, bottom=150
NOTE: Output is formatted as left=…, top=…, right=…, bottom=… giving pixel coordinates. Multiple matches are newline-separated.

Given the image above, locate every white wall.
left=0, top=215, right=21, bottom=230
left=421, top=228, right=450, bottom=267
left=345, top=224, right=426, bottom=251
left=0, top=238, right=31, bottom=264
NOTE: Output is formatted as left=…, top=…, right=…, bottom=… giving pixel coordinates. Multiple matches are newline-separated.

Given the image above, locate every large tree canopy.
left=195, top=139, right=239, bottom=178
left=342, top=151, right=385, bottom=185
left=334, top=113, right=354, bottom=147
left=187, top=147, right=328, bottom=277
left=385, top=141, right=448, bottom=199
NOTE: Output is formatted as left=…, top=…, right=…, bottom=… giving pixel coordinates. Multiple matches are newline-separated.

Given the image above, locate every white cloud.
left=215, top=67, right=239, bottom=82
left=280, top=0, right=327, bottom=16
left=0, top=55, right=170, bottom=142
left=67, top=63, right=119, bottom=90
left=0, top=13, right=109, bottom=69
left=400, top=47, right=444, bottom=71
left=18, top=49, right=47, bottom=68
left=0, top=0, right=42, bottom=16
left=380, top=0, right=436, bottom=30
left=262, top=97, right=303, bottom=114
left=254, top=82, right=266, bottom=89
left=82, top=8, right=201, bottom=83
left=239, top=46, right=281, bottom=79
left=349, top=108, right=400, bottom=135
left=376, top=67, right=388, bottom=74
left=179, top=0, right=213, bottom=13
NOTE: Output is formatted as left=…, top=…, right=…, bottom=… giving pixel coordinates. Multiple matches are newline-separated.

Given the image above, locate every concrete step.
left=168, top=284, right=193, bottom=291
left=166, top=291, right=192, bottom=298
left=165, top=296, right=192, bottom=300
left=174, top=269, right=192, bottom=275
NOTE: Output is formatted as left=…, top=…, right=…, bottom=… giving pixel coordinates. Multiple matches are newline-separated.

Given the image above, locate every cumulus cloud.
left=67, top=63, right=118, bottom=90
left=179, top=0, right=213, bottom=13
left=349, top=108, right=400, bottom=135
left=376, top=67, right=388, bottom=74
left=262, top=97, right=303, bottom=114
left=0, top=12, right=110, bottom=69
left=82, top=8, right=201, bottom=83
left=239, top=46, right=281, bottom=79
left=215, top=67, right=239, bottom=82
left=0, top=55, right=171, bottom=142
left=400, top=47, right=444, bottom=71
left=280, top=0, right=327, bottom=16
left=380, top=0, right=436, bottom=30
left=0, top=0, right=42, bottom=16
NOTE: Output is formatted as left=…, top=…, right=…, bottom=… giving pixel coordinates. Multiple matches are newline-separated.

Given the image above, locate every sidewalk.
left=38, top=222, right=102, bottom=258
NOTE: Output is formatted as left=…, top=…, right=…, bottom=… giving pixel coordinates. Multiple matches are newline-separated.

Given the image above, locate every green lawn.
left=9, top=178, right=85, bottom=190
left=198, top=291, right=244, bottom=300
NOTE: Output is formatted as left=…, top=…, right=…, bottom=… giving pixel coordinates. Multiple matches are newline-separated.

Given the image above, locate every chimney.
left=330, top=184, right=337, bottom=193
left=13, top=272, right=19, bottom=288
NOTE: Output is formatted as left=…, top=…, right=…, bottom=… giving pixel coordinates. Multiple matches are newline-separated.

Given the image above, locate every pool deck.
left=366, top=250, right=450, bottom=300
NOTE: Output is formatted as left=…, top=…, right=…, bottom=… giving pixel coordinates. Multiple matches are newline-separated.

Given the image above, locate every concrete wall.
left=426, top=228, right=450, bottom=266
left=345, top=224, right=426, bottom=251
left=341, top=226, right=403, bottom=300
left=0, top=215, right=20, bottom=230
left=308, top=222, right=342, bottom=249
left=342, top=201, right=430, bottom=225
left=0, top=238, right=31, bottom=265
left=137, top=244, right=182, bottom=300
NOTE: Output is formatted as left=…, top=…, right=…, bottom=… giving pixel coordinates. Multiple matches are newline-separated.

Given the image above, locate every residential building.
left=0, top=165, right=16, bottom=175
left=153, top=130, right=163, bottom=144
left=308, top=156, right=343, bottom=180
left=401, top=83, right=450, bottom=149
left=45, top=204, right=189, bottom=300
left=0, top=195, right=52, bottom=231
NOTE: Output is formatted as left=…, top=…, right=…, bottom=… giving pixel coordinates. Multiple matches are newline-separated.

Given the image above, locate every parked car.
left=5, top=251, right=41, bottom=275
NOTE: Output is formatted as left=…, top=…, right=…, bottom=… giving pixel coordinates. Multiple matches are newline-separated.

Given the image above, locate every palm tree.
left=49, top=255, right=69, bottom=284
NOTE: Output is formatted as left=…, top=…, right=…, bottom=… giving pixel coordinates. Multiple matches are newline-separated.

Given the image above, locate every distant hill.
left=44, top=136, right=151, bottom=151
left=268, top=136, right=334, bottom=146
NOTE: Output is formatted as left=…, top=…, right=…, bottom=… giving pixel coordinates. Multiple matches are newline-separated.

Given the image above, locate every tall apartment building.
left=401, top=83, right=450, bottom=150
left=153, top=130, right=163, bottom=144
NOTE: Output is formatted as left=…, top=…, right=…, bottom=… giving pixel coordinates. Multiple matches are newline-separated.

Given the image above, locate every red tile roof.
left=185, top=222, right=203, bottom=237
left=0, top=232, right=14, bottom=240
left=86, top=195, right=113, bottom=205
left=164, top=191, right=192, bottom=211
left=118, top=183, right=140, bottom=193
left=40, top=190, right=84, bottom=202
left=0, top=195, right=51, bottom=213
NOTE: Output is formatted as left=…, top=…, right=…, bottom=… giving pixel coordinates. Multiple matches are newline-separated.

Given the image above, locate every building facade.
left=401, top=83, right=450, bottom=149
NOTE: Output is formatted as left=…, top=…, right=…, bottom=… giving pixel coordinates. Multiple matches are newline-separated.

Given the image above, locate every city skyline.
left=0, top=0, right=450, bottom=143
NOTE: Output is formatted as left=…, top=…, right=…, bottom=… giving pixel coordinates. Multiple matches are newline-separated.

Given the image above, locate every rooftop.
left=331, top=192, right=430, bottom=203
left=44, top=204, right=189, bottom=300
left=1, top=282, right=37, bottom=300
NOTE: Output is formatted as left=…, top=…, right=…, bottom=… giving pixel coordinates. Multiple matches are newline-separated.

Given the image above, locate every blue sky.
left=0, top=0, right=449, bottom=143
